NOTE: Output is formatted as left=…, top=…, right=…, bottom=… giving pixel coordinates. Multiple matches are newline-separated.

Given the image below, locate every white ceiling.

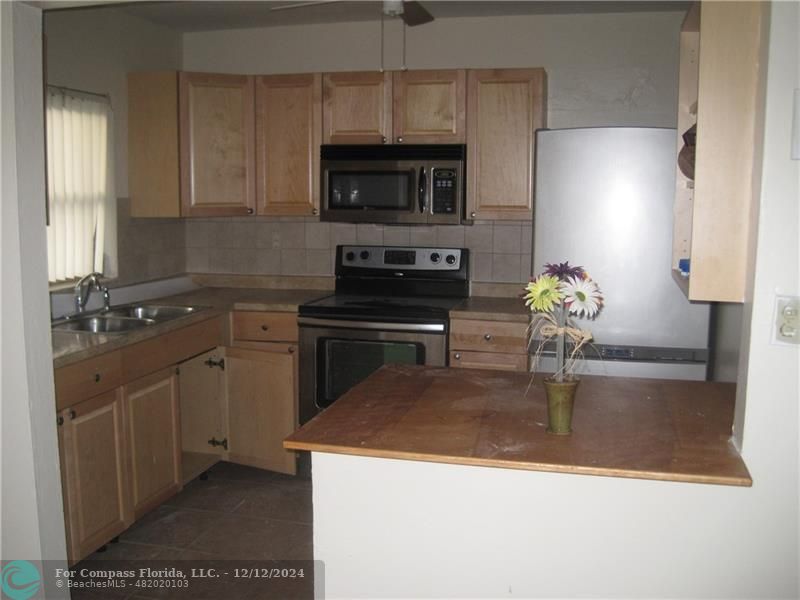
left=43, top=1, right=690, bottom=32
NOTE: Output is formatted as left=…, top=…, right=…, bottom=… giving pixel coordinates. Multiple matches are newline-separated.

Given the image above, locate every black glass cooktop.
left=299, top=294, right=464, bottom=321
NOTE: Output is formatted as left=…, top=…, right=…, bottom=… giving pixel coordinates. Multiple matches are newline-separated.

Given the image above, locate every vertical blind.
left=46, top=87, right=114, bottom=283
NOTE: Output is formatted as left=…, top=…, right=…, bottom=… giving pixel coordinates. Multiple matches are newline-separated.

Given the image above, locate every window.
left=45, top=87, right=115, bottom=283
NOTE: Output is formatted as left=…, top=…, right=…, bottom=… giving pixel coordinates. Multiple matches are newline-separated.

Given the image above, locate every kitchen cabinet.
left=178, top=349, right=226, bottom=485
left=123, top=368, right=182, bottom=519
left=256, top=74, right=322, bottom=216
left=58, top=389, right=132, bottom=564
left=671, top=2, right=768, bottom=302
left=179, top=72, right=257, bottom=217
left=449, top=318, right=529, bottom=372
left=466, top=68, right=547, bottom=221
left=392, top=70, right=466, bottom=144
left=322, top=70, right=466, bottom=145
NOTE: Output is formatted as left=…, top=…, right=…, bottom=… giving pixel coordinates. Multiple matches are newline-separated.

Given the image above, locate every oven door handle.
left=298, top=316, right=445, bottom=333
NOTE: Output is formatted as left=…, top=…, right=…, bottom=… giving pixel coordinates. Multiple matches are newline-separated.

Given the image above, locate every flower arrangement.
left=524, top=262, right=603, bottom=383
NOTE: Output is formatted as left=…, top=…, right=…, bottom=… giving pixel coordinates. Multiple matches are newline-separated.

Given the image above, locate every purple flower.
left=543, top=262, right=585, bottom=281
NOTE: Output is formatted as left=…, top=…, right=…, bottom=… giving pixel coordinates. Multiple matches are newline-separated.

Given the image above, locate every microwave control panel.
left=431, top=168, right=458, bottom=215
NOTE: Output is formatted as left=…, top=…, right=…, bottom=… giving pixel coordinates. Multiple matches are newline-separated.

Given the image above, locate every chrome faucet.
left=74, top=272, right=111, bottom=313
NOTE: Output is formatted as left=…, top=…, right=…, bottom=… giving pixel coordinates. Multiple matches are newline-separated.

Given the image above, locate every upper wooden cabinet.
left=322, top=71, right=393, bottom=144
left=466, top=68, right=547, bottom=221
left=180, top=72, right=257, bottom=217
left=671, top=2, right=768, bottom=302
left=392, top=70, right=466, bottom=144
left=256, top=74, right=322, bottom=216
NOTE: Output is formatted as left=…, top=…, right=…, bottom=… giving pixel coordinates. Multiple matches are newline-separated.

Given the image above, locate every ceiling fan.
left=270, top=0, right=435, bottom=27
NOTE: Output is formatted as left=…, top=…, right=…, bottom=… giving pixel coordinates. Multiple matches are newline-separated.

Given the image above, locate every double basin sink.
left=52, top=304, right=201, bottom=334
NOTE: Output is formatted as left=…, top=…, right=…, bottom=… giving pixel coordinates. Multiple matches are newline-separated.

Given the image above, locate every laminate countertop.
left=51, top=287, right=330, bottom=368
left=284, top=364, right=751, bottom=487
left=450, top=296, right=529, bottom=322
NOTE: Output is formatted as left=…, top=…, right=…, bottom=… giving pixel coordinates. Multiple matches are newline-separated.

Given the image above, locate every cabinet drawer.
left=55, top=351, right=123, bottom=411
left=450, top=350, right=528, bottom=372
left=450, top=319, right=528, bottom=354
left=232, top=311, right=298, bottom=343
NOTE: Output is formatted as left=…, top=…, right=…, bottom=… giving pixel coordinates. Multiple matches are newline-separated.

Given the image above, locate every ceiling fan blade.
left=270, top=0, right=343, bottom=12
left=401, top=1, right=434, bottom=26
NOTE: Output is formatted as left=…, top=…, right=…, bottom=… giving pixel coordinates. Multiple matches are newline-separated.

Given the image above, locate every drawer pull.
left=454, top=353, right=461, bottom=360
left=57, top=415, right=64, bottom=426
left=484, top=334, right=493, bottom=341
left=69, top=409, right=77, bottom=420
left=261, top=324, right=270, bottom=331
left=94, top=373, right=101, bottom=383
left=288, top=346, right=296, bottom=354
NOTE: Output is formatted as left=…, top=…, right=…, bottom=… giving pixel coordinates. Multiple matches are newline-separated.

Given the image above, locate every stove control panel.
left=340, top=246, right=463, bottom=271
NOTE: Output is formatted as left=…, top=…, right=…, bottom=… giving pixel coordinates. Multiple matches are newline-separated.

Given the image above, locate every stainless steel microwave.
left=320, top=144, right=466, bottom=225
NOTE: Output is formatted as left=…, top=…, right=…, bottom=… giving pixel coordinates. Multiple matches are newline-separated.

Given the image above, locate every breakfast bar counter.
left=285, top=364, right=751, bottom=486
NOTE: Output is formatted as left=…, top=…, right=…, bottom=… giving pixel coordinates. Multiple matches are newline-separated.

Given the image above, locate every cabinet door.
left=393, top=70, right=466, bottom=144
left=123, top=368, right=182, bottom=518
left=466, top=69, right=547, bottom=221
left=224, top=345, right=297, bottom=475
left=450, top=351, right=528, bottom=372
left=178, top=350, right=225, bottom=484
left=323, top=71, right=392, bottom=144
left=179, top=72, right=256, bottom=216
left=58, top=390, right=132, bottom=564
left=256, top=74, right=322, bottom=216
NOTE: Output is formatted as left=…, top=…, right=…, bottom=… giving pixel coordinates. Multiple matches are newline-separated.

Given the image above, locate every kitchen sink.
left=52, top=304, right=203, bottom=335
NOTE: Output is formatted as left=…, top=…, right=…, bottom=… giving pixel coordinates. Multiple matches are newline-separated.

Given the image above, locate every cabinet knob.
left=484, top=334, right=493, bottom=341
left=247, top=208, right=254, bottom=215
left=57, top=415, right=64, bottom=426
left=288, top=346, right=296, bottom=354
left=470, top=212, right=477, bottom=218
left=312, top=208, right=319, bottom=216
left=397, top=137, right=404, bottom=143
left=261, top=324, right=269, bottom=331
left=69, top=409, right=77, bottom=420
left=94, top=373, right=101, bottom=383
left=381, top=136, right=387, bottom=144
left=454, top=353, right=461, bottom=360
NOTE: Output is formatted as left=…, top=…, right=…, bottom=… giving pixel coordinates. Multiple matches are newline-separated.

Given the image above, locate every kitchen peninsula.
left=285, top=364, right=753, bottom=598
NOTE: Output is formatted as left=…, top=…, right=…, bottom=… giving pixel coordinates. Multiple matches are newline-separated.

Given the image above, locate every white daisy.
left=560, top=276, right=602, bottom=318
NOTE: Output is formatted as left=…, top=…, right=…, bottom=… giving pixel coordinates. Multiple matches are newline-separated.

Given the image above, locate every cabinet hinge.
left=204, top=358, right=225, bottom=371
left=208, top=437, right=228, bottom=451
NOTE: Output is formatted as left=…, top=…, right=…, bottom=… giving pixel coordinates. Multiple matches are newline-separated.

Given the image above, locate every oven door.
left=321, top=160, right=429, bottom=224
left=298, top=317, right=447, bottom=424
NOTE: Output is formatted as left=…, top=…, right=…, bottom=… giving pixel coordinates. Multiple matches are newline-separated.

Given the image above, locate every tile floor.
left=71, top=462, right=314, bottom=599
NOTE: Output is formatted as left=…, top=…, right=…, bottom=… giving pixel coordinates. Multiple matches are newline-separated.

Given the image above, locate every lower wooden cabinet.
left=449, top=317, right=529, bottom=372
left=123, top=368, right=182, bottom=519
left=225, top=345, right=298, bottom=475
left=58, top=389, right=132, bottom=564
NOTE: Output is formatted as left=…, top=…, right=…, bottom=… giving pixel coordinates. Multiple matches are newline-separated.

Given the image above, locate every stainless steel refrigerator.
left=533, top=127, right=710, bottom=380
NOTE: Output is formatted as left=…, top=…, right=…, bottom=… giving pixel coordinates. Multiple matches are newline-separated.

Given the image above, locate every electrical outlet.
left=773, top=295, right=800, bottom=345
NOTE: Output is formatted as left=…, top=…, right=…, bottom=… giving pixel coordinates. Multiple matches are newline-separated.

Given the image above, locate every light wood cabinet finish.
left=58, top=389, right=132, bottom=564
left=225, top=345, right=297, bottom=475
left=671, top=2, right=768, bottom=302
left=450, top=350, right=528, bottom=372
left=55, top=351, right=122, bottom=411
left=180, top=72, right=256, bottom=216
left=128, top=71, right=180, bottom=217
left=123, top=368, right=182, bottom=518
left=323, top=71, right=392, bottom=144
left=256, top=74, right=322, bottom=216
left=231, top=311, right=299, bottom=343
left=450, top=319, right=528, bottom=355
left=392, top=70, right=466, bottom=144
left=178, top=349, right=226, bottom=458
left=466, top=68, right=547, bottom=221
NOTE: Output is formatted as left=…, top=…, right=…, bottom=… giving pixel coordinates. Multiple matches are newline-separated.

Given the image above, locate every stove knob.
left=360, top=250, right=370, bottom=261
left=430, top=252, right=441, bottom=264
left=345, top=251, right=355, bottom=262
left=445, top=254, right=457, bottom=265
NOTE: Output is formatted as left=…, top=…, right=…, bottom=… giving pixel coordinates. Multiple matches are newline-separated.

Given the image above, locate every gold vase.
left=543, top=378, right=579, bottom=435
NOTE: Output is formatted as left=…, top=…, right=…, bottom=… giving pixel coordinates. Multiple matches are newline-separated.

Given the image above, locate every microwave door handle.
left=418, top=166, right=427, bottom=213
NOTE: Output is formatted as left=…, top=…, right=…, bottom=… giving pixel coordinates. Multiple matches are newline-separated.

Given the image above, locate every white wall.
left=183, top=11, right=683, bottom=129
left=44, top=7, right=182, bottom=198
left=1, top=0, right=68, bottom=583
left=311, top=3, right=799, bottom=597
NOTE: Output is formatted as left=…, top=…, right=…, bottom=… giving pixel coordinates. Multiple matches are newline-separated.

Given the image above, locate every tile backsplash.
left=184, top=218, right=532, bottom=284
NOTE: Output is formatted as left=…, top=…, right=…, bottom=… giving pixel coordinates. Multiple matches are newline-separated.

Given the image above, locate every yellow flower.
left=523, top=275, right=562, bottom=313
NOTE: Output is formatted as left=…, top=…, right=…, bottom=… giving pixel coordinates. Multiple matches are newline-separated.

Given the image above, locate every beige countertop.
left=451, top=296, right=529, bottom=322
left=51, top=287, right=330, bottom=368
left=285, top=364, right=751, bottom=487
